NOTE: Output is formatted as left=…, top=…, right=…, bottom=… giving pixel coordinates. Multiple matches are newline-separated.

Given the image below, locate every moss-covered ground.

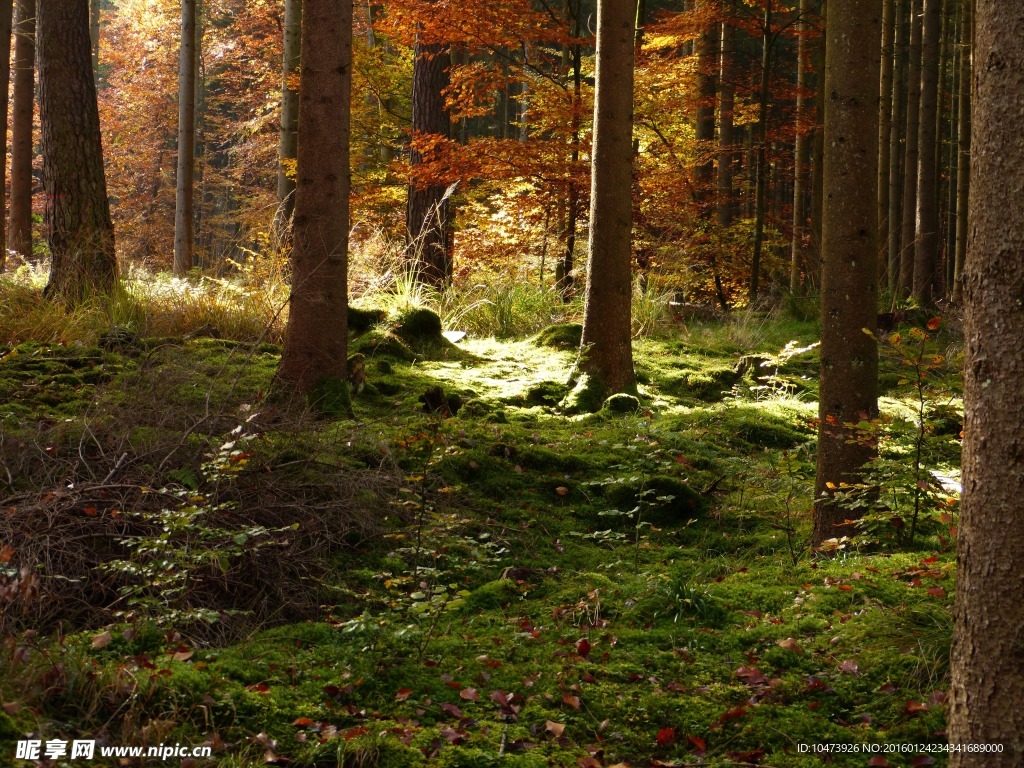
left=0, top=313, right=962, bottom=767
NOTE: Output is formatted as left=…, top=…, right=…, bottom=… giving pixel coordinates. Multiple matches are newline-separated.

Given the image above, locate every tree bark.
left=694, top=0, right=716, bottom=207
left=887, top=0, right=908, bottom=288
left=0, top=0, right=13, bottom=270
left=716, top=14, right=735, bottom=229
left=812, top=0, right=881, bottom=548
left=90, top=0, right=99, bottom=81
left=8, top=0, right=34, bottom=264
left=950, top=0, right=969, bottom=304
left=898, top=0, right=922, bottom=295
left=810, top=0, right=826, bottom=271
left=405, top=12, right=452, bottom=287
left=750, top=1, right=772, bottom=303
left=791, top=0, right=810, bottom=293
left=173, top=0, right=197, bottom=276
left=38, top=0, right=116, bottom=302
left=948, top=1, right=1024, bottom=760
left=877, top=0, right=894, bottom=286
left=276, top=0, right=353, bottom=396
left=913, top=0, right=942, bottom=303
left=579, top=0, right=636, bottom=396
left=275, top=0, right=301, bottom=233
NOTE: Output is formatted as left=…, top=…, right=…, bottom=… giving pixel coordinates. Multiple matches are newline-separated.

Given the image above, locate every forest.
left=0, top=0, right=1021, bottom=765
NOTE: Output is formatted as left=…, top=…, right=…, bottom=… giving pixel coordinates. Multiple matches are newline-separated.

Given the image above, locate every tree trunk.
left=716, top=14, right=735, bottom=229
left=898, top=0, right=922, bottom=295
left=38, top=0, right=116, bottom=302
left=877, top=0, right=894, bottom=286
left=812, top=0, right=881, bottom=548
left=810, top=0, right=826, bottom=270
left=750, top=2, right=772, bottom=303
left=950, top=0, right=969, bottom=304
left=948, top=1, right=1024, bottom=760
left=90, top=0, right=99, bottom=81
left=405, top=14, right=452, bottom=287
left=694, top=0, right=716, bottom=206
left=276, top=0, right=353, bottom=397
left=275, top=0, right=301, bottom=233
left=173, top=0, right=197, bottom=276
left=557, top=0, right=582, bottom=301
left=0, top=0, right=13, bottom=270
left=887, top=0, right=908, bottom=289
left=913, top=0, right=942, bottom=303
left=8, top=0, right=34, bottom=264
left=791, top=0, right=810, bottom=293
left=579, top=0, right=636, bottom=397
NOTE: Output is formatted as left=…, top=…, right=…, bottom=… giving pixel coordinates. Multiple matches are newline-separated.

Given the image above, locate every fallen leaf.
left=395, top=688, right=413, bottom=701
left=545, top=720, right=565, bottom=737
left=459, top=687, right=478, bottom=701
left=555, top=487, right=569, bottom=496
left=838, top=659, right=859, bottom=675
left=656, top=727, right=676, bottom=747
left=92, top=630, right=112, bottom=649
left=576, top=637, right=591, bottom=659
left=561, top=692, right=581, bottom=710
left=776, top=637, right=803, bottom=653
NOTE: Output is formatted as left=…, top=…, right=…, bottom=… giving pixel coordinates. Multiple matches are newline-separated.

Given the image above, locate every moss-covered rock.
left=561, top=373, right=606, bottom=414
left=523, top=380, right=564, bottom=407
left=394, top=307, right=443, bottom=341
left=603, top=393, right=641, bottom=414
left=309, top=375, right=353, bottom=418
left=348, top=305, right=387, bottom=334
left=602, top=474, right=705, bottom=525
left=350, top=328, right=417, bottom=361
left=532, top=322, right=582, bottom=349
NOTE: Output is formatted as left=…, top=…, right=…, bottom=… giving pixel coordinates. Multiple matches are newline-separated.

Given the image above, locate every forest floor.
left=0, top=289, right=963, bottom=767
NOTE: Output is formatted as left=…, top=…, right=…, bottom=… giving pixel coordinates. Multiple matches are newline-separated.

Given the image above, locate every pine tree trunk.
left=8, top=0, right=34, bottom=263
left=173, top=0, right=197, bottom=276
left=38, top=0, right=116, bottom=302
left=405, top=17, right=452, bottom=287
left=791, top=0, right=809, bottom=293
left=89, top=0, right=99, bottom=81
left=950, top=0, right=969, bottom=304
left=275, top=0, right=301, bottom=232
left=887, top=0, right=908, bottom=288
left=694, top=0, right=716, bottom=205
left=558, top=0, right=582, bottom=301
left=913, top=0, right=942, bottom=303
left=812, top=0, right=881, bottom=548
left=949, top=1, right=1024, bottom=759
left=809, top=0, right=826, bottom=269
left=580, top=0, right=636, bottom=397
left=716, top=15, right=735, bottom=229
left=877, top=0, right=894, bottom=287
left=277, top=0, right=353, bottom=397
left=750, top=1, right=772, bottom=303
left=0, top=0, right=13, bottom=270
left=898, top=0, right=922, bottom=295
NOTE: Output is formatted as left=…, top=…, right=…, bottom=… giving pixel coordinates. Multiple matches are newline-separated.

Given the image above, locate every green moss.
left=561, top=373, right=605, bottom=414
left=602, top=474, right=706, bottom=524
left=309, top=375, right=354, bottom=418
left=351, top=328, right=418, bottom=361
left=532, top=322, right=582, bottom=349
left=603, top=393, right=641, bottom=414
left=349, top=305, right=387, bottom=334
left=461, top=579, right=521, bottom=612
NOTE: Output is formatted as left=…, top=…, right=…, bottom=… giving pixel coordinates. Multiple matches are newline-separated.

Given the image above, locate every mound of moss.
left=348, top=305, right=387, bottom=334
left=601, top=474, right=706, bottom=525
left=393, top=307, right=465, bottom=360
left=532, top=322, right=582, bottom=349
left=603, top=393, right=641, bottom=414
left=561, top=373, right=606, bottom=415
left=309, top=375, right=353, bottom=418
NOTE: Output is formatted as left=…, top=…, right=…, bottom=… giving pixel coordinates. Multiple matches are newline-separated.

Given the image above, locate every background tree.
left=578, top=0, right=636, bottom=397
left=898, top=0, right=921, bottom=295
left=812, top=0, right=881, bottom=548
left=948, top=1, right=1024, bottom=762
left=276, top=0, right=353, bottom=396
left=913, top=0, right=942, bottom=303
left=8, top=0, right=34, bottom=264
left=0, top=0, right=13, bottom=270
left=173, top=0, right=197, bottom=276
left=38, top=0, right=117, bottom=302
left=275, top=0, right=301, bottom=233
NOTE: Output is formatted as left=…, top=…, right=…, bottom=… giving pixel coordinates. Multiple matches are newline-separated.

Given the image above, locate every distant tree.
left=38, top=0, right=117, bottom=302
left=578, top=0, right=636, bottom=396
left=913, top=0, right=942, bottom=303
left=791, top=0, right=810, bottom=294
left=950, top=0, right=969, bottom=304
left=898, top=0, right=922, bottom=295
left=275, top=0, right=301, bottom=233
left=949, top=1, right=1024, bottom=762
left=0, top=0, right=13, bottom=270
left=277, top=0, right=353, bottom=396
left=173, top=0, right=197, bottom=276
left=812, top=0, right=881, bottom=548
left=8, top=0, right=34, bottom=264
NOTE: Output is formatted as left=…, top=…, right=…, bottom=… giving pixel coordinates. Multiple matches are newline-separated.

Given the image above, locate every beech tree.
left=8, top=0, right=34, bottom=264
left=173, top=0, right=197, bottom=276
left=578, top=0, right=636, bottom=397
left=38, top=0, right=117, bottom=302
left=948, top=1, right=1024, bottom=761
left=276, top=0, right=353, bottom=396
left=812, top=0, right=881, bottom=548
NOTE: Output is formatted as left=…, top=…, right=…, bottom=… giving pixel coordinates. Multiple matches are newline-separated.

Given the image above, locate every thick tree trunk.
left=579, top=0, right=636, bottom=396
left=913, top=0, right=942, bottom=303
left=405, top=21, right=452, bottom=287
left=275, top=0, right=301, bottom=232
left=716, top=15, right=735, bottom=229
left=790, top=0, right=809, bottom=293
left=898, top=0, right=922, bottom=295
left=877, top=0, right=894, bottom=286
left=812, top=0, right=881, bottom=548
left=0, top=0, right=13, bottom=270
left=173, top=0, right=197, bottom=276
left=8, top=0, right=34, bottom=263
left=887, top=0, right=908, bottom=288
left=948, top=1, right=1024, bottom=760
left=38, top=0, right=116, bottom=302
left=276, top=0, right=353, bottom=396
left=950, top=0, right=969, bottom=304
left=90, top=0, right=99, bottom=81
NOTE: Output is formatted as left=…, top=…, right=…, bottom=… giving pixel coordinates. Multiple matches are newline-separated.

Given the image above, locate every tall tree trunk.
left=276, top=0, right=353, bottom=397
left=716, top=14, right=735, bottom=229
left=579, top=0, right=636, bottom=397
left=8, top=0, right=34, bottom=263
left=38, top=0, right=116, bottom=302
left=810, top=0, right=826, bottom=273
left=791, top=0, right=810, bottom=293
left=557, top=0, right=582, bottom=301
left=943, top=0, right=959, bottom=293
left=405, top=13, right=452, bottom=287
left=0, top=0, right=13, bottom=270
left=950, top=0, right=969, bottom=304
left=90, top=0, right=99, bottom=81
left=694, top=0, right=716, bottom=206
left=877, top=0, right=894, bottom=286
left=949, top=1, right=1024, bottom=760
left=750, top=1, right=772, bottom=303
left=812, top=0, right=881, bottom=548
left=275, top=0, right=301, bottom=233
left=913, top=0, right=942, bottom=303
left=173, top=0, right=197, bottom=276
left=887, top=0, right=908, bottom=289
left=898, top=0, right=922, bottom=295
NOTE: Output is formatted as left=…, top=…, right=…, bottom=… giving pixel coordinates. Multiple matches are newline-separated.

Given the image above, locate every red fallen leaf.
left=562, top=693, right=581, bottom=710
left=776, top=637, right=803, bottom=653
left=171, top=648, right=194, bottom=662
left=577, top=759, right=601, bottom=768
left=926, top=316, right=942, bottom=331
left=867, top=755, right=893, bottom=767
left=838, top=659, right=859, bottom=675
left=576, top=638, right=592, bottom=659
left=395, top=688, right=413, bottom=701
left=920, top=556, right=938, bottom=565
left=440, top=702, right=463, bottom=718
left=440, top=727, right=466, bottom=745
left=342, top=725, right=370, bottom=741
left=727, top=749, right=764, bottom=763
left=903, top=700, right=929, bottom=715
left=423, top=660, right=438, bottom=667
left=910, top=756, right=936, bottom=767
left=927, top=586, right=946, bottom=598
left=667, top=680, right=687, bottom=693
left=459, top=687, right=478, bottom=701
left=291, top=717, right=315, bottom=727
left=879, top=682, right=897, bottom=693
left=687, top=735, right=707, bottom=755
left=656, top=727, right=676, bottom=747
left=546, top=720, right=566, bottom=737
left=736, top=666, right=768, bottom=686
left=712, top=705, right=747, bottom=728
left=0, top=545, right=13, bottom=563
left=246, top=684, right=270, bottom=694
left=838, top=584, right=853, bottom=591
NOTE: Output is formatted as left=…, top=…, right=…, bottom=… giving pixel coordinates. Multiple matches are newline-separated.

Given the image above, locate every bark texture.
left=38, top=0, right=117, bottom=302
left=716, top=15, right=735, bottom=229
left=948, top=1, right=1024, bottom=762
left=812, top=0, right=881, bottom=548
left=8, top=0, right=34, bottom=263
left=898, top=0, right=922, bottom=295
left=579, top=0, right=636, bottom=396
left=887, top=0, right=908, bottom=287
left=876, top=0, right=894, bottom=285
left=277, top=0, right=353, bottom=395
left=913, top=0, right=942, bottom=303
left=275, top=0, right=301, bottom=231
left=173, top=0, right=197, bottom=275
left=791, top=0, right=810, bottom=293
left=951, top=0, right=969, bottom=304
left=0, top=0, right=13, bottom=269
